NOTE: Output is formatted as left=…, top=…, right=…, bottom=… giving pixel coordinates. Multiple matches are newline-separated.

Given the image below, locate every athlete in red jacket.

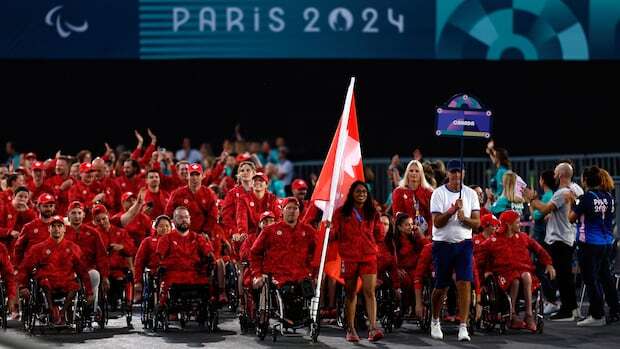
left=156, top=206, right=214, bottom=305
left=18, top=216, right=93, bottom=325
left=476, top=210, right=556, bottom=332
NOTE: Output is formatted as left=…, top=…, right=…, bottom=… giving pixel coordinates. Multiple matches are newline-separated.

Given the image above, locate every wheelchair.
left=107, top=269, right=133, bottom=328
left=417, top=277, right=433, bottom=332
left=140, top=268, right=160, bottom=330
left=478, top=274, right=544, bottom=334
left=255, top=275, right=320, bottom=343
left=225, top=260, right=240, bottom=313
left=153, top=282, right=217, bottom=332
left=238, top=261, right=257, bottom=334
left=0, top=279, right=7, bottom=329
left=20, top=277, right=88, bottom=334
left=375, top=270, right=402, bottom=333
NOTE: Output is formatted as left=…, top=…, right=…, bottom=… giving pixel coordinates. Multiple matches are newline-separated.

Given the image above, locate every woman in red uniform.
left=391, top=160, right=433, bottom=237
left=332, top=181, right=385, bottom=342
left=393, top=212, right=430, bottom=316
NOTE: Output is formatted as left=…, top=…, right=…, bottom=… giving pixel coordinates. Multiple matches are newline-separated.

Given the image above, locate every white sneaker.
left=430, top=320, right=443, bottom=340
left=577, top=316, right=605, bottom=327
left=544, top=302, right=561, bottom=315
left=458, top=325, right=471, bottom=342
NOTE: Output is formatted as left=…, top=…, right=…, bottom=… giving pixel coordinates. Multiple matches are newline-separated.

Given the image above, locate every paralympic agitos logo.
left=45, top=5, right=88, bottom=38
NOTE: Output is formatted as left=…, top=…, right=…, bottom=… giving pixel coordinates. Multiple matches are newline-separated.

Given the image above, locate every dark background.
left=1, top=60, right=617, bottom=161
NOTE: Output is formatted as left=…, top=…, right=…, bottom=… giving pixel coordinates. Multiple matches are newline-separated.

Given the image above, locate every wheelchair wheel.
left=73, top=291, right=87, bottom=334
left=271, top=326, right=278, bottom=342
left=98, top=292, right=108, bottom=330
left=209, top=308, right=219, bottom=333
left=419, top=282, right=432, bottom=332
left=310, top=320, right=320, bottom=343
left=257, top=320, right=268, bottom=340
left=179, top=313, right=187, bottom=329
left=467, top=290, right=476, bottom=336
left=534, top=289, right=544, bottom=334
left=225, top=263, right=239, bottom=312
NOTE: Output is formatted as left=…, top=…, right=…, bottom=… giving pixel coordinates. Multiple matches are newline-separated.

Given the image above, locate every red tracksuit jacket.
left=250, top=221, right=316, bottom=284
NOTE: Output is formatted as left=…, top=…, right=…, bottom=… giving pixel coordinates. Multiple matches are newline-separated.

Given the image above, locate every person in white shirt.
left=429, top=160, right=480, bottom=342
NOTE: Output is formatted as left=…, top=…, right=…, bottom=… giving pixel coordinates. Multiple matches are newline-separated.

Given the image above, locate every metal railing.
left=293, top=153, right=620, bottom=204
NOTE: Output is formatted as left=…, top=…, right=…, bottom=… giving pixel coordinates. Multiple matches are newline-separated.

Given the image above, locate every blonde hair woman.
left=490, top=171, right=525, bottom=216
left=391, top=160, right=434, bottom=237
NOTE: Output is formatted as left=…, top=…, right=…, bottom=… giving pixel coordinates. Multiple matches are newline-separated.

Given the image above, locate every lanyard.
left=352, top=207, right=363, bottom=223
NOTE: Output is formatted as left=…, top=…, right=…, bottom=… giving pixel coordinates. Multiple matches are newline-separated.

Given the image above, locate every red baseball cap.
left=252, top=172, right=269, bottom=183
left=236, top=153, right=252, bottom=163
left=121, top=191, right=136, bottom=203
left=281, top=197, right=300, bottom=208
left=259, top=210, right=276, bottom=222
left=92, top=204, right=108, bottom=217
left=31, top=161, right=46, bottom=171
left=68, top=201, right=84, bottom=211
left=188, top=163, right=203, bottom=175
left=480, top=214, right=500, bottom=228
left=499, top=210, right=520, bottom=225
left=48, top=215, right=64, bottom=226
left=37, top=193, right=56, bottom=205
left=291, top=179, right=308, bottom=191
left=79, top=162, right=95, bottom=174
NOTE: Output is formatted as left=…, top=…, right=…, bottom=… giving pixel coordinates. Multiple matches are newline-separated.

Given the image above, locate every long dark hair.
left=394, top=212, right=415, bottom=253
left=341, top=181, right=375, bottom=220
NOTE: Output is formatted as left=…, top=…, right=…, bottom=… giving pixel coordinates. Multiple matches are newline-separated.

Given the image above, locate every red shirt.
left=93, top=176, right=122, bottom=214
left=0, top=204, right=36, bottom=252
left=165, top=185, right=218, bottom=234
left=396, top=234, right=430, bottom=270
left=391, top=186, right=433, bottom=237
left=134, top=234, right=161, bottom=284
left=68, top=180, right=98, bottom=212
left=27, top=182, right=55, bottom=206
left=18, top=237, right=92, bottom=296
left=14, top=218, right=52, bottom=266
left=65, top=224, right=110, bottom=279
left=156, top=230, right=213, bottom=285
left=45, top=175, right=74, bottom=215
left=332, top=208, right=385, bottom=262
left=0, top=243, right=16, bottom=300
left=114, top=175, right=145, bottom=196
left=235, top=191, right=281, bottom=236
left=221, top=185, right=251, bottom=234
left=377, top=242, right=401, bottom=289
left=413, top=243, right=433, bottom=290
left=110, top=211, right=152, bottom=251
left=144, top=189, right=169, bottom=220
left=250, top=221, right=316, bottom=284
left=97, top=225, right=135, bottom=278
left=476, top=232, right=552, bottom=276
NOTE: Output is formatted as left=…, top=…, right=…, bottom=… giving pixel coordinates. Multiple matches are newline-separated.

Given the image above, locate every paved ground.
left=2, top=309, right=620, bottom=349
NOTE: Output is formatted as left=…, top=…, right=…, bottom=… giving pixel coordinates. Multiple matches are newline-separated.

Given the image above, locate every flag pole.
left=311, top=77, right=356, bottom=323
left=459, top=136, right=464, bottom=199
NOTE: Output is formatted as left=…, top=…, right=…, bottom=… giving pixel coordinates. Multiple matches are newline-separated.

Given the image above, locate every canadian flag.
left=310, top=77, right=364, bottom=321
left=311, top=77, right=365, bottom=215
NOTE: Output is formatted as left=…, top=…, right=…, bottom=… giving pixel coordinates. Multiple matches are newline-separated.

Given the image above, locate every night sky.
left=1, top=59, right=618, bottom=161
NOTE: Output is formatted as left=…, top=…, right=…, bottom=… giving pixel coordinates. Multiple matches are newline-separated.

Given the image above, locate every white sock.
left=432, top=318, right=440, bottom=325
